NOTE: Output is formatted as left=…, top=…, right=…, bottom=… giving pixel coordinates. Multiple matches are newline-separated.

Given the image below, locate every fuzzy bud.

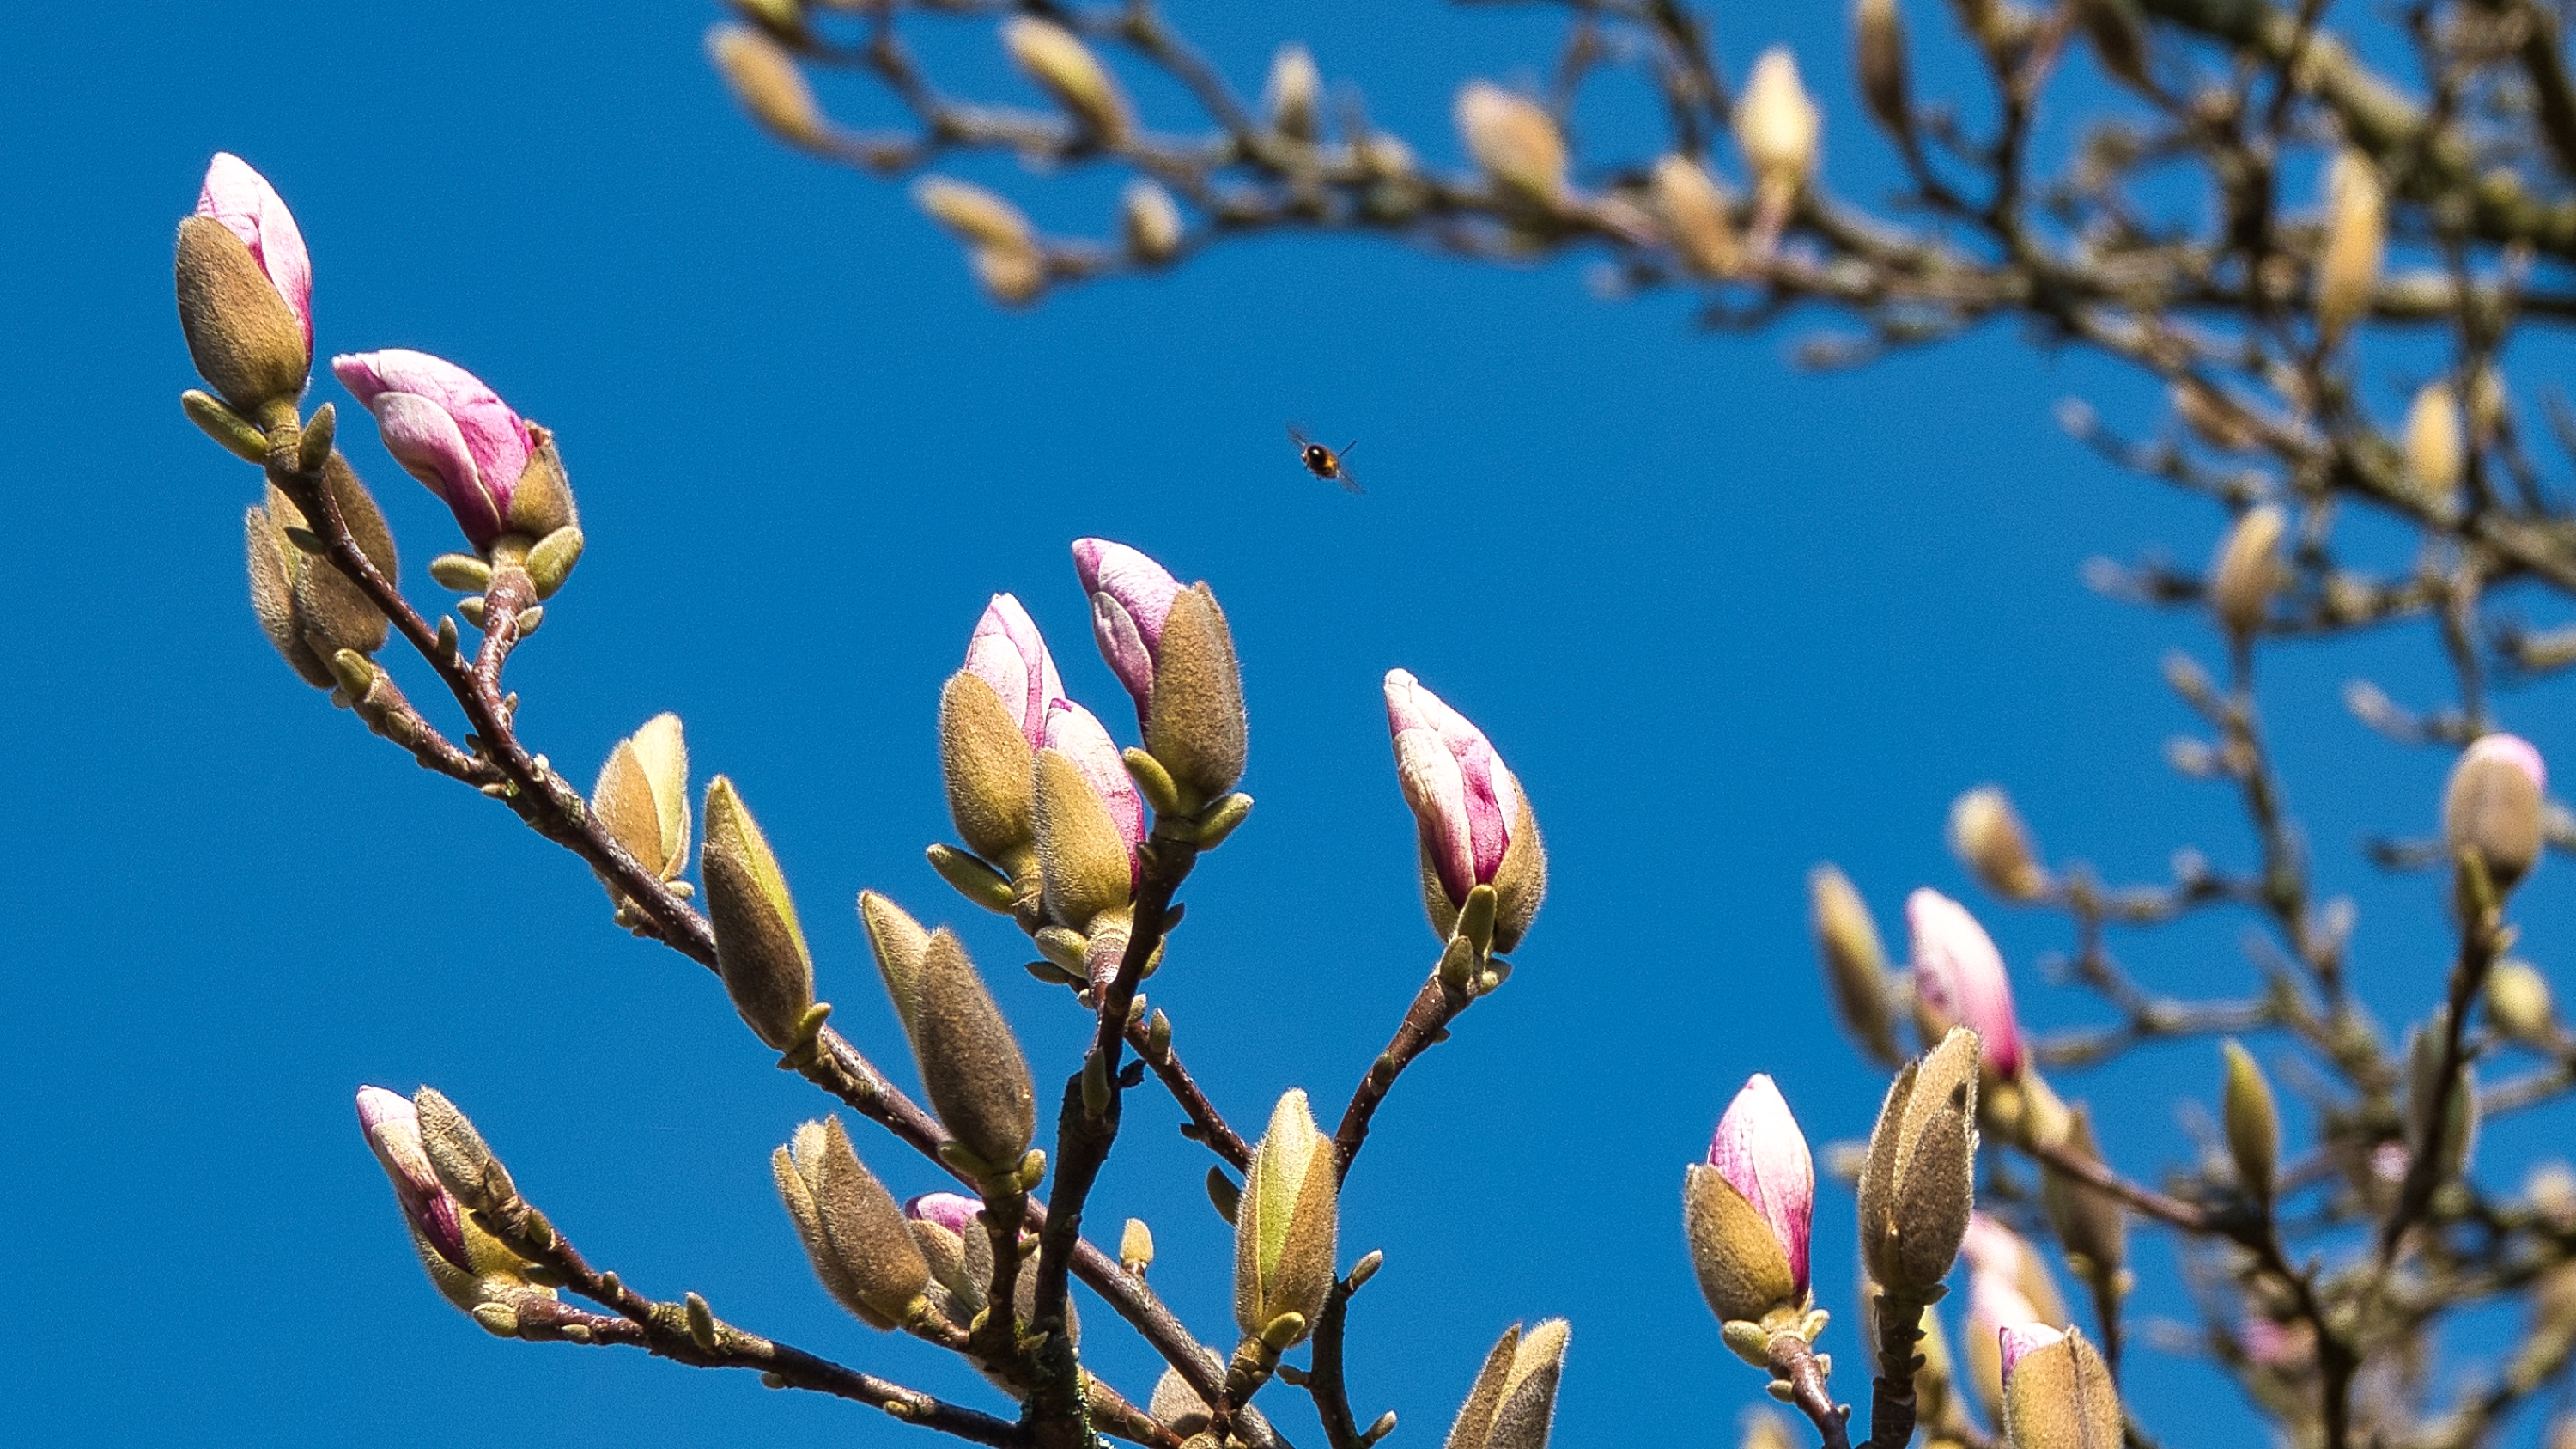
left=1854, top=0, right=1911, bottom=141
left=2404, top=381, right=2464, bottom=514
left=2445, top=733, right=2547, bottom=898
left=1388, top=669, right=1546, bottom=953
left=2208, top=503, right=2285, bottom=645
left=2221, top=1040, right=2280, bottom=1205
left=1858, top=1028, right=1981, bottom=1297
left=1948, top=785, right=2048, bottom=901
left=1072, top=541, right=1252, bottom=807
left=709, top=25, right=829, bottom=149
left=244, top=464, right=397, bottom=686
left=1456, top=82, right=1568, bottom=208
left=1735, top=50, right=1820, bottom=202
left=1266, top=44, right=1322, bottom=141
left=357, top=1086, right=555, bottom=1320
left=176, top=155, right=312, bottom=413
left=2000, top=1327, right=2120, bottom=1449
left=773, top=1117, right=932, bottom=1329
left=1683, top=1075, right=1814, bottom=1325
left=1443, top=1320, right=1571, bottom=1449
left=1004, top=17, right=1132, bottom=141
left=2038, top=1107, right=2127, bottom=1287
left=1036, top=747, right=1138, bottom=935
left=592, top=714, right=691, bottom=887
left=910, top=928, right=1037, bottom=1174
left=1811, top=865, right=1903, bottom=1066
left=2488, top=959, right=2558, bottom=1046
left=1123, top=180, right=1185, bottom=266
left=700, top=776, right=817, bottom=1051
left=2317, top=150, right=2385, bottom=344
left=1650, top=155, right=1744, bottom=278
left=1235, top=1089, right=1340, bottom=1345
left=1964, top=1267, right=2048, bottom=1422
left=1908, top=888, right=2023, bottom=1078
left=334, top=350, right=574, bottom=551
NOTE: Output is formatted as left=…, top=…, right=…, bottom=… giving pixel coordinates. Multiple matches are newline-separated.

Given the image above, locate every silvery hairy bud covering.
left=2000, top=1325, right=2121, bottom=1449
left=245, top=466, right=397, bottom=688
left=1683, top=1075, right=1815, bottom=1330
left=772, top=1116, right=933, bottom=1330
left=1386, top=669, right=1547, bottom=953
left=356, top=1087, right=558, bottom=1334
left=1443, top=1320, right=1571, bottom=1449
left=2444, top=733, right=2547, bottom=898
left=1073, top=538, right=1249, bottom=810
left=858, top=893, right=1037, bottom=1181
left=699, top=776, right=818, bottom=1053
left=1810, top=865, right=1903, bottom=1066
left=176, top=154, right=312, bottom=417
left=1455, top=81, right=1568, bottom=208
left=1235, top=1089, right=1340, bottom=1348
left=590, top=713, right=691, bottom=892
left=1858, top=1027, right=1981, bottom=1299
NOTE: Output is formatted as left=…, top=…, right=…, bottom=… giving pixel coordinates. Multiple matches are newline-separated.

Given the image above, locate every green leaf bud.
left=1809, top=864, right=1902, bottom=1067
left=700, top=776, right=817, bottom=1051
left=1444, top=1320, right=1571, bottom=1449
left=591, top=714, right=691, bottom=888
left=1235, top=1089, right=1338, bottom=1344
left=2220, top=1040, right=2279, bottom=1205
left=184, top=389, right=270, bottom=462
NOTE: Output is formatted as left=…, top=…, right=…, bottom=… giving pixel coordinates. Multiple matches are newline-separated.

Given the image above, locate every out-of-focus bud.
left=1854, top=0, right=1911, bottom=142
left=333, top=350, right=577, bottom=555
left=708, top=25, right=829, bottom=149
left=1650, top=155, right=1744, bottom=278
left=1235, top=1089, right=1340, bottom=1347
left=1908, top=888, right=2023, bottom=1079
left=592, top=714, right=691, bottom=886
left=2207, top=503, right=2285, bottom=646
left=1739, top=1408, right=1799, bottom=1449
left=1456, top=81, right=1568, bottom=208
left=700, top=776, right=818, bottom=1051
left=1961, top=1212, right=2069, bottom=1329
left=177, top=155, right=312, bottom=415
left=1683, top=1075, right=1814, bottom=1327
left=357, top=1087, right=557, bottom=1326
left=1122, top=179, right=1184, bottom=266
left=2172, top=379, right=2260, bottom=452
left=1004, top=17, right=1132, bottom=142
left=1388, top=669, right=1546, bottom=953
left=1443, top=1320, right=1571, bottom=1449
left=916, top=177, right=1037, bottom=255
left=2403, top=381, right=2464, bottom=514
left=2317, top=149, right=2385, bottom=345
left=2444, top=733, right=2548, bottom=898
left=1266, top=43, right=1321, bottom=141
left=1859, top=1028, right=1982, bottom=1297
left=1735, top=49, right=1820, bottom=226
left=2221, top=1040, right=2280, bottom=1205
left=1948, top=786, right=2049, bottom=902
left=912, top=927, right=1037, bottom=1177
left=2488, top=959, right=2558, bottom=1046
left=1964, top=1268, right=2046, bottom=1422
left=1810, top=865, right=1903, bottom=1067
left=2074, top=0, right=2152, bottom=93
left=772, top=1116, right=932, bottom=1330
left=2038, top=1107, right=2127, bottom=1288
left=1999, top=1326, right=2120, bottom=1449
left=245, top=467, right=397, bottom=686
left=971, top=240, right=1048, bottom=307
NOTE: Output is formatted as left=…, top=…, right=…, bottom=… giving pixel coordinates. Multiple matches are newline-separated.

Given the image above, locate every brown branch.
left=1769, top=1331, right=1854, bottom=1449
left=1128, top=1009, right=1252, bottom=1172
left=1332, top=966, right=1474, bottom=1178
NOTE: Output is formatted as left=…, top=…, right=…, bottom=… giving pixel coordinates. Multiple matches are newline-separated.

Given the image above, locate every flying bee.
left=1288, top=425, right=1364, bottom=494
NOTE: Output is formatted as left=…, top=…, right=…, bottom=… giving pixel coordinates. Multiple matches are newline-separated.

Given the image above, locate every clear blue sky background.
left=7, top=1, right=2572, bottom=1445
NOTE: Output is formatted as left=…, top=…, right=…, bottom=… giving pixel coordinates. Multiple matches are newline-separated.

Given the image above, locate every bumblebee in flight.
left=1288, top=425, right=1364, bottom=494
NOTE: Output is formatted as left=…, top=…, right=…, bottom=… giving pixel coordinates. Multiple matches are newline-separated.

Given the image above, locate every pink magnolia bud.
left=1907, top=887, right=2024, bottom=1078
left=964, top=594, right=1066, bottom=750
left=1042, top=697, right=1146, bottom=855
left=1706, top=1074, right=1814, bottom=1294
left=1386, top=669, right=1522, bottom=906
left=903, top=1191, right=985, bottom=1239
left=1072, top=538, right=1182, bottom=721
left=332, top=349, right=534, bottom=547
left=355, top=1085, right=470, bottom=1273
left=1997, top=1320, right=2066, bottom=1379
left=197, top=153, right=313, bottom=350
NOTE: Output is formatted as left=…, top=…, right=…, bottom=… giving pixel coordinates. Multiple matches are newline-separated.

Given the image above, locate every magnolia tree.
left=172, top=0, right=2576, bottom=1444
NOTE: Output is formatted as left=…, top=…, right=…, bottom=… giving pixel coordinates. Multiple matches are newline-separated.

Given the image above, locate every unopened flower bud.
left=1036, top=746, right=1139, bottom=935
left=2221, top=1040, right=2280, bottom=1205
left=1908, top=888, right=2023, bottom=1078
left=708, top=24, right=830, bottom=149
left=1151, top=1355, right=1224, bottom=1437
left=1121, top=1217, right=1156, bottom=1274
left=177, top=154, right=312, bottom=414
left=1266, top=43, right=1321, bottom=141
left=357, top=1086, right=554, bottom=1319
left=773, top=1117, right=931, bottom=1329
left=1443, top=1320, right=1570, bottom=1449
left=2404, top=381, right=2463, bottom=513
left=1235, top=1089, right=1340, bottom=1345
left=1004, top=17, right=1131, bottom=141
left=1961, top=1212, right=2069, bottom=1329
left=592, top=713, right=691, bottom=888
left=2208, top=503, right=2286, bottom=645
left=1853, top=0, right=1911, bottom=141
left=2000, top=1327, right=2120, bottom=1449
left=1683, top=1075, right=1814, bottom=1326
left=916, top=177, right=1036, bottom=254
left=1964, top=1267, right=2047, bottom=1422
left=244, top=466, right=397, bottom=686
left=2445, top=733, right=2547, bottom=898
left=2038, top=1106, right=2127, bottom=1287
left=1388, top=669, right=1546, bottom=953
left=1074, top=538, right=1182, bottom=720
left=700, top=776, right=817, bottom=1051
left=1650, top=155, right=1744, bottom=278
left=2317, top=149, right=2385, bottom=344
left=908, top=928, right=1037, bottom=1174
left=334, top=350, right=575, bottom=552
left=1948, top=785, right=2048, bottom=901
left=2488, top=959, right=2557, bottom=1045
left=1858, top=1028, right=1981, bottom=1296
left=1145, top=584, right=1249, bottom=805
left=1456, top=82, right=1568, bottom=207
left=1810, top=865, right=1902, bottom=1066
left=1735, top=49, right=1820, bottom=203
left=1123, top=179, right=1184, bottom=265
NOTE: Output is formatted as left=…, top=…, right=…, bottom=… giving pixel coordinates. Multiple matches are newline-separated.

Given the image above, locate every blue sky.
left=7, top=1, right=2572, bottom=1444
